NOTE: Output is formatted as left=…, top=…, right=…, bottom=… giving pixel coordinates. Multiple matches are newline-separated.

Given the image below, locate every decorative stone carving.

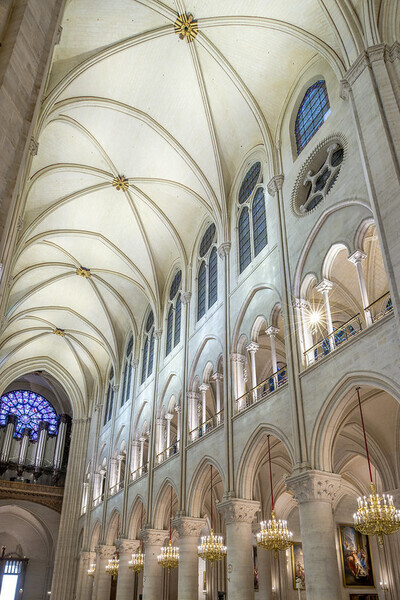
left=131, top=358, right=139, bottom=369
left=217, top=242, right=231, bottom=259
left=17, top=216, right=24, bottom=231
left=55, top=25, right=63, bottom=45
left=172, top=517, right=205, bottom=537
left=95, top=544, right=115, bottom=559
left=181, top=291, right=191, bottom=304
left=174, top=13, right=198, bottom=43
left=293, top=298, right=310, bottom=310
left=315, top=279, right=333, bottom=294
left=231, top=353, right=246, bottom=364
left=154, top=328, right=162, bottom=340
left=246, top=342, right=259, bottom=354
left=112, top=175, right=129, bottom=191
left=217, top=498, right=260, bottom=525
left=29, top=137, right=39, bottom=156
left=76, top=266, right=91, bottom=278
left=286, top=470, right=341, bottom=504
left=140, top=528, right=168, bottom=546
left=265, top=326, right=279, bottom=337
left=267, top=175, right=284, bottom=196
left=348, top=249, right=367, bottom=265
left=116, top=539, right=140, bottom=554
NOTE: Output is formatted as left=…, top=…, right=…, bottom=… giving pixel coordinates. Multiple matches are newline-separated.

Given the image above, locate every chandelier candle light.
left=198, top=465, right=227, bottom=566
left=87, top=563, right=96, bottom=578
left=353, top=387, right=400, bottom=546
left=157, top=487, right=179, bottom=572
left=257, top=435, right=293, bottom=558
left=105, top=555, right=119, bottom=580
left=129, top=504, right=145, bottom=573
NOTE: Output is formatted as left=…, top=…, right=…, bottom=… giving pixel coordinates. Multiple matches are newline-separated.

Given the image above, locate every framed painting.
left=338, top=524, right=375, bottom=588
left=291, top=542, right=306, bottom=589
left=349, top=595, right=379, bottom=600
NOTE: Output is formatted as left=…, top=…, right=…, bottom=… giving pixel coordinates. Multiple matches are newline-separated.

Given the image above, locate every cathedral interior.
left=0, top=1, right=399, bottom=599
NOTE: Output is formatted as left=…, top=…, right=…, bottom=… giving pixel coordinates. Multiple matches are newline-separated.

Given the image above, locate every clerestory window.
left=141, top=310, right=155, bottom=384
left=197, top=224, right=218, bottom=321
left=166, top=270, right=182, bottom=356
left=104, top=367, right=115, bottom=425
left=295, top=80, right=330, bottom=154
left=121, top=335, right=133, bottom=406
left=238, top=162, right=267, bottom=273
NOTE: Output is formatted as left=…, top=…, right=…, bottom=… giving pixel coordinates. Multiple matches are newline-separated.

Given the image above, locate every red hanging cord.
left=210, top=464, right=213, bottom=530
left=140, top=504, right=144, bottom=548
left=268, top=435, right=274, bottom=511
left=169, top=486, right=172, bottom=541
left=356, top=387, right=373, bottom=484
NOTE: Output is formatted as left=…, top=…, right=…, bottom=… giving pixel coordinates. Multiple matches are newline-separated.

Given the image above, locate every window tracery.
left=0, top=390, right=58, bottom=440
left=141, top=310, right=155, bottom=383
left=121, top=335, right=133, bottom=406
left=295, top=80, right=330, bottom=154
left=197, top=224, right=218, bottom=320
left=104, top=368, right=115, bottom=425
left=166, top=270, right=182, bottom=356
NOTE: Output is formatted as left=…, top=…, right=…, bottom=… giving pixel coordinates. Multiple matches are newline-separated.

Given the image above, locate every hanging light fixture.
left=105, top=555, right=119, bottom=580
left=198, top=465, right=227, bottom=566
left=129, top=504, right=145, bottom=573
left=157, top=487, right=179, bottom=572
left=257, top=435, right=293, bottom=558
left=87, top=563, right=96, bottom=577
left=353, top=387, right=400, bottom=545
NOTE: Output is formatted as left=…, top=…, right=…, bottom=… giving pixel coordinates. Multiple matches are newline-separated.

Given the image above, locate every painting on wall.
left=291, top=542, right=306, bottom=589
left=349, top=595, right=379, bottom=600
left=338, top=524, right=375, bottom=587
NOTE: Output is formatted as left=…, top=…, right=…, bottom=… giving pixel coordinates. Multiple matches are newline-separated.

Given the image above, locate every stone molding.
left=140, top=528, right=168, bottom=546
left=286, top=470, right=341, bottom=504
left=95, top=544, right=115, bottom=559
left=265, top=326, right=279, bottom=337
left=217, top=242, right=231, bottom=258
left=293, top=298, right=311, bottom=310
left=267, top=175, right=284, bottom=196
left=29, top=137, right=39, bottom=156
left=246, top=342, right=259, bottom=354
left=154, top=328, right=162, bottom=340
left=231, top=353, right=246, bottom=364
left=116, top=539, right=140, bottom=554
left=316, top=279, right=333, bottom=294
left=217, top=498, right=260, bottom=525
left=181, top=291, right=191, bottom=304
left=172, top=516, right=206, bottom=537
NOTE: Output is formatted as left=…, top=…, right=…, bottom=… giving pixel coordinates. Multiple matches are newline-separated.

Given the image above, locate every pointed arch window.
left=121, top=335, right=133, bottom=406
left=295, top=80, right=330, bottom=154
left=166, top=270, right=182, bottom=356
left=197, top=224, right=218, bottom=321
left=237, top=162, right=267, bottom=273
left=141, top=310, right=155, bottom=384
left=104, top=367, right=115, bottom=425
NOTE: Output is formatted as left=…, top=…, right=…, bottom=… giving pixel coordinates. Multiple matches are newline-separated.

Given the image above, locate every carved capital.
left=267, top=175, right=284, bottom=196
left=231, top=353, right=246, bottom=364
left=55, top=25, right=63, bottom=45
left=315, top=279, right=333, bottom=294
left=217, top=498, right=260, bottom=525
left=339, top=79, right=352, bottom=101
left=345, top=51, right=370, bottom=86
left=172, top=516, right=205, bottom=537
left=348, top=249, right=367, bottom=265
left=286, top=470, right=341, bottom=504
left=265, top=326, right=279, bottom=337
left=187, top=391, right=200, bottom=401
left=199, top=384, right=209, bottom=393
left=116, top=538, right=140, bottom=555
left=246, top=342, right=259, bottom=354
left=181, top=291, right=191, bottom=305
left=96, top=544, right=115, bottom=559
left=154, top=328, right=162, bottom=340
left=29, top=137, right=39, bottom=156
left=293, top=298, right=310, bottom=310
left=131, top=358, right=139, bottom=369
left=140, top=528, right=168, bottom=546
left=217, top=242, right=231, bottom=259
left=211, top=372, right=223, bottom=382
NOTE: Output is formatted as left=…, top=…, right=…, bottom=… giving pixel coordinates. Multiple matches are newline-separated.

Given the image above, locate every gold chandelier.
left=87, top=563, right=96, bottom=577
left=105, top=555, right=119, bottom=579
left=353, top=388, right=400, bottom=546
left=157, top=487, right=179, bottom=572
left=197, top=465, right=227, bottom=566
left=257, top=435, right=293, bottom=558
left=130, top=505, right=145, bottom=573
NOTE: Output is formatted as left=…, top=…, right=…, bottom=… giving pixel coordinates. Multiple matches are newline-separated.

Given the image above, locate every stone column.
left=217, top=498, right=260, bottom=600
left=165, top=413, right=173, bottom=458
left=93, top=544, right=115, bottom=600
left=293, top=298, right=314, bottom=366
left=116, top=539, right=140, bottom=600
left=139, top=437, right=146, bottom=476
left=155, top=418, right=164, bottom=463
left=76, top=550, right=95, bottom=600
left=231, top=353, right=246, bottom=409
left=286, top=470, right=341, bottom=600
left=246, top=342, right=259, bottom=401
left=258, top=542, right=273, bottom=600
left=172, top=517, right=205, bottom=600
left=316, top=279, right=334, bottom=334
left=211, top=372, right=223, bottom=424
left=199, top=383, right=209, bottom=428
left=141, top=529, right=167, bottom=600
left=131, top=440, right=140, bottom=478
left=174, top=405, right=181, bottom=448
left=50, top=417, right=91, bottom=600
left=187, top=392, right=199, bottom=440
left=348, top=249, right=372, bottom=325
left=265, top=326, right=279, bottom=388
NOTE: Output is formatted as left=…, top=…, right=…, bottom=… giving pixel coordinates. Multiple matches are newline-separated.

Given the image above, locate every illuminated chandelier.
left=157, top=487, right=179, bottom=572
left=257, top=435, right=293, bottom=558
left=87, top=563, right=96, bottom=577
left=198, top=465, right=227, bottom=566
left=129, top=505, right=145, bottom=573
left=353, top=387, right=400, bottom=546
left=105, top=555, right=119, bottom=579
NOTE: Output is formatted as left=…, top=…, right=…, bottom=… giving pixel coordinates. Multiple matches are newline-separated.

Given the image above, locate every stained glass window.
left=145, top=311, right=154, bottom=333
left=121, top=335, right=133, bottom=407
left=199, top=224, right=216, bottom=257
left=169, top=270, right=182, bottom=300
left=252, top=188, right=267, bottom=256
left=197, top=261, right=207, bottom=320
left=239, top=162, right=261, bottom=204
left=239, top=208, right=251, bottom=273
left=0, top=390, right=58, bottom=440
left=141, top=337, right=148, bottom=384
left=174, top=294, right=181, bottom=348
left=166, top=304, right=174, bottom=356
left=295, top=80, right=330, bottom=154
left=148, top=333, right=155, bottom=377
left=208, top=247, right=218, bottom=308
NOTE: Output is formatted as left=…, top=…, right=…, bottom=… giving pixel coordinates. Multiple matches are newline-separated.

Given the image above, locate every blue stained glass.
left=166, top=304, right=174, bottom=356
left=174, top=294, right=181, bottom=347
left=141, top=337, right=148, bottom=384
left=208, top=247, right=218, bottom=308
left=252, top=188, right=267, bottom=256
left=197, top=261, right=207, bottom=320
left=107, top=384, right=114, bottom=421
left=169, top=270, right=182, bottom=300
left=147, top=333, right=155, bottom=377
left=145, top=311, right=154, bottom=333
left=239, top=162, right=261, bottom=204
left=200, top=224, right=216, bottom=257
left=239, top=208, right=251, bottom=273
left=126, top=335, right=133, bottom=356
left=121, top=361, right=129, bottom=406
left=295, top=81, right=330, bottom=154
left=0, top=390, right=58, bottom=441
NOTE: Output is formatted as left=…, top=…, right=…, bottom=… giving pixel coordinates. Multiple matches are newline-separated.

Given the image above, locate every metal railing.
left=235, top=367, right=288, bottom=414
left=365, top=291, right=392, bottom=324
left=92, top=493, right=104, bottom=507
left=156, top=441, right=180, bottom=464
left=188, top=410, right=224, bottom=444
left=109, top=481, right=124, bottom=496
left=131, top=462, right=148, bottom=481
left=304, top=313, right=362, bottom=366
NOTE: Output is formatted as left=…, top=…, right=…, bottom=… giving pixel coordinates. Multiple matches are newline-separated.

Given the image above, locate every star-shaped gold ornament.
left=112, top=175, right=129, bottom=191
left=174, top=14, right=198, bottom=43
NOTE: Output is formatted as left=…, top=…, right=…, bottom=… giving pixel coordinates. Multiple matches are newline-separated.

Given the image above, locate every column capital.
left=165, top=413, right=174, bottom=421
left=116, top=538, right=140, bottom=554
left=246, top=342, right=259, bottom=354
left=131, top=358, right=139, bottom=369
left=140, top=528, right=168, bottom=546
left=181, top=291, right=191, bottom=305
left=217, top=242, right=231, bottom=259
left=211, top=372, right=223, bottom=381
left=199, top=383, right=209, bottom=393
left=174, top=404, right=181, bottom=413
left=286, top=470, right=341, bottom=504
left=217, top=498, right=260, bottom=525
left=293, top=297, right=311, bottom=310
left=315, top=279, right=333, bottom=294
left=139, top=436, right=147, bottom=443
left=95, top=544, right=115, bottom=559
left=231, top=353, right=246, bottom=363
left=187, top=391, right=200, bottom=400
left=265, top=326, right=279, bottom=337
left=267, top=174, right=284, bottom=196
left=172, top=516, right=206, bottom=537
left=348, top=249, right=367, bottom=265
left=154, top=328, right=162, bottom=340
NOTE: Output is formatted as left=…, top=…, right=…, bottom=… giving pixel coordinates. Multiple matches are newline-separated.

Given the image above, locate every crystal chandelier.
left=257, top=435, right=293, bottom=558
left=105, top=555, right=119, bottom=579
left=198, top=465, right=227, bottom=566
left=87, top=563, right=96, bottom=577
left=129, top=505, right=145, bottom=573
left=157, top=487, right=179, bottom=572
left=353, top=387, right=400, bottom=546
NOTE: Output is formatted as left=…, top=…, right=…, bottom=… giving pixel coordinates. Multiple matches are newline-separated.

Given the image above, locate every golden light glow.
left=157, top=540, right=179, bottom=572
left=128, top=547, right=144, bottom=573
left=257, top=510, right=293, bottom=558
left=87, top=563, right=96, bottom=577
left=354, top=482, right=400, bottom=546
left=198, top=529, right=227, bottom=567
left=105, top=556, right=119, bottom=579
